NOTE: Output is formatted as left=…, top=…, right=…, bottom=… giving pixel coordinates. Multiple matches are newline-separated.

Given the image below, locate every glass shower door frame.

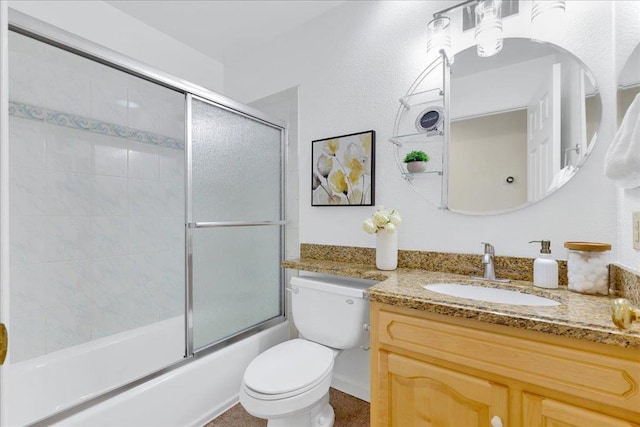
left=0, top=10, right=289, bottom=425
left=185, top=94, right=287, bottom=356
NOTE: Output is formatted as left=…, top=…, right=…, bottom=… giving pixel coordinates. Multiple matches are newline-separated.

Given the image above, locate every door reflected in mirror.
left=618, top=43, right=640, bottom=126
left=448, top=38, right=601, bottom=214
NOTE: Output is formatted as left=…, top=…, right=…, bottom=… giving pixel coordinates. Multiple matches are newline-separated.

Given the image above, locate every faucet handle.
left=481, top=242, right=495, bottom=255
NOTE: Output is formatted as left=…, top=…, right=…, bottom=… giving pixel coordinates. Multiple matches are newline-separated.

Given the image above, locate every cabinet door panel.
left=387, top=353, right=508, bottom=427
left=523, top=393, right=639, bottom=427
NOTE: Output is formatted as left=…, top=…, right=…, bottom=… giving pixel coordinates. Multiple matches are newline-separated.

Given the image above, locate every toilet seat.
left=243, top=339, right=334, bottom=400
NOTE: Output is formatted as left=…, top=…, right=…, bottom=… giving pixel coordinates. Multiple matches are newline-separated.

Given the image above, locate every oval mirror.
left=618, top=42, right=640, bottom=126
left=394, top=38, right=602, bottom=215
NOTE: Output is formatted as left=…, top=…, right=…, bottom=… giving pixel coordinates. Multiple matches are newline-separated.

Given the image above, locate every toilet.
left=239, top=275, right=373, bottom=427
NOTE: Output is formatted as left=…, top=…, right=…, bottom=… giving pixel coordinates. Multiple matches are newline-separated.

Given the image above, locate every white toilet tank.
left=290, top=275, right=377, bottom=350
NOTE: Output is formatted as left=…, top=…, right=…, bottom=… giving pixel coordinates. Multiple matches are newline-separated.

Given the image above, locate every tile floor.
left=204, top=388, right=370, bottom=426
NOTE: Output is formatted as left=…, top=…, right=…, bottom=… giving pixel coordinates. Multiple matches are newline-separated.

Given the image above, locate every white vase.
left=376, top=231, right=398, bottom=270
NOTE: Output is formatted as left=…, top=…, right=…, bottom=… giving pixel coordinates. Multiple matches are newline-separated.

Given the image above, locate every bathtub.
left=4, top=316, right=289, bottom=426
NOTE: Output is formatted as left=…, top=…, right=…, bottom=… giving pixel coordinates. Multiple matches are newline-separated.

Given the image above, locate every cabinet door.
left=386, top=352, right=508, bottom=427
left=523, top=393, right=639, bottom=427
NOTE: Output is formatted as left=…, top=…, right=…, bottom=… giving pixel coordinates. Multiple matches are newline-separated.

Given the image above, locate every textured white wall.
left=225, top=0, right=623, bottom=262
left=8, top=0, right=224, bottom=94
left=614, top=1, right=640, bottom=271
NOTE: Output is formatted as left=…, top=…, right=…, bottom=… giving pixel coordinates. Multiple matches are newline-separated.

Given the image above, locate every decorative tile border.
left=9, top=101, right=184, bottom=150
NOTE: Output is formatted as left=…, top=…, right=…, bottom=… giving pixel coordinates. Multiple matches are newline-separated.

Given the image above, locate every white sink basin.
left=423, top=283, right=561, bottom=307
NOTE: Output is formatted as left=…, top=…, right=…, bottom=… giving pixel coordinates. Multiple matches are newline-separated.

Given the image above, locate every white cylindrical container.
left=376, top=231, right=398, bottom=271
left=529, top=240, right=558, bottom=289
left=564, top=242, right=611, bottom=295
left=533, top=255, right=559, bottom=289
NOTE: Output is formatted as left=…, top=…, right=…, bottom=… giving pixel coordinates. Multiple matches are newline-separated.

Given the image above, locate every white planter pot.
left=376, top=231, right=398, bottom=271
left=406, top=161, right=427, bottom=173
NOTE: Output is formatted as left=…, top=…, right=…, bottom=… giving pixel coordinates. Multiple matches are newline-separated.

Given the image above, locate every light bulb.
left=427, top=16, right=453, bottom=62
left=475, top=0, right=503, bottom=57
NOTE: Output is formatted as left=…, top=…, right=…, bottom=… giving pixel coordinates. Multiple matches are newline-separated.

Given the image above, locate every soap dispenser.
left=529, top=240, right=559, bottom=289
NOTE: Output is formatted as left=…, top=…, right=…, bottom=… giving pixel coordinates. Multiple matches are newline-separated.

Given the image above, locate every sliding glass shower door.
left=188, top=96, right=285, bottom=352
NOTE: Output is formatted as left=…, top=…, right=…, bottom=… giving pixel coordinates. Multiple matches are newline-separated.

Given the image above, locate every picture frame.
left=311, top=130, right=375, bottom=206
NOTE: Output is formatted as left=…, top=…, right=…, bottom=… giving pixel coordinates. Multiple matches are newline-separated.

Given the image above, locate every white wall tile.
left=129, top=215, right=163, bottom=254
left=157, top=216, right=185, bottom=253
left=46, top=171, right=92, bottom=215
left=158, top=147, right=184, bottom=183
left=161, top=181, right=185, bottom=217
left=11, top=167, right=46, bottom=216
left=46, top=304, right=92, bottom=354
left=8, top=48, right=50, bottom=107
left=91, top=216, right=128, bottom=257
left=92, top=255, right=131, bottom=296
left=92, top=176, right=127, bottom=216
left=9, top=315, right=47, bottom=362
left=92, top=297, right=133, bottom=340
left=128, top=79, right=167, bottom=135
left=46, top=216, right=92, bottom=262
left=90, top=78, right=128, bottom=127
left=9, top=264, right=48, bottom=361
left=46, top=260, right=92, bottom=308
left=46, top=61, right=91, bottom=117
left=93, top=134, right=128, bottom=177
left=46, top=126, right=93, bottom=174
left=9, top=118, right=46, bottom=170
left=11, top=263, right=49, bottom=310
left=128, top=141, right=159, bottom=180
left=10, top=215, right=47, bottom=265
left=162, top=90, right=186, bottom=140
left=128, top=179, right=163, bottom=216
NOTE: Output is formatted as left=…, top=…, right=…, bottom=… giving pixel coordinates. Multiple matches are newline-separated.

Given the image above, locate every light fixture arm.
left=433, top=0, right=478, bottom=19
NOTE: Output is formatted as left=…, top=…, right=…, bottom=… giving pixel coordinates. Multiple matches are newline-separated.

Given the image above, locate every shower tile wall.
left=8, top=33, right=186, bottom=362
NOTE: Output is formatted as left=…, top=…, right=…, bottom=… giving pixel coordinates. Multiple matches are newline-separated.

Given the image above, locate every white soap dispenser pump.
left=529, top=240, right=559, bottom=289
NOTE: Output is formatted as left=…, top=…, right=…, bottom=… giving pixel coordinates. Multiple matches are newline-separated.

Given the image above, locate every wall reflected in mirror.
left=448, top=38, right=601, bottom=214
left=618, top=43, right=640, bottom=126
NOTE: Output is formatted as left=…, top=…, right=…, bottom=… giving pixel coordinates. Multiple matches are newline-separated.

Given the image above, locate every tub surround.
left=283, top=244, right=640, bottom=349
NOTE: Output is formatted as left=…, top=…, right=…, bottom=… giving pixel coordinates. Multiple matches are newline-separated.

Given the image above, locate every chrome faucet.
left=472, top=242, right=510, bottom=283
left=481, top=242, right=496, bottom=280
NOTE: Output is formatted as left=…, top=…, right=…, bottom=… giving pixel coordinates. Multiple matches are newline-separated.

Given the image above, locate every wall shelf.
left=389, top=131, right=444, bottom=146
left=401, top=170, right=443, bottom=180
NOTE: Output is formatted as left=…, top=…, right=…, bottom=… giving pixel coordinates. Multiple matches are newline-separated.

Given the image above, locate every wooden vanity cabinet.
left=370, top=302, right=640, bottom=427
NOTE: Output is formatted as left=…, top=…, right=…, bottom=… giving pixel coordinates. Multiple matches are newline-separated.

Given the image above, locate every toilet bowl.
left=239, top=275, right=375, bottom=427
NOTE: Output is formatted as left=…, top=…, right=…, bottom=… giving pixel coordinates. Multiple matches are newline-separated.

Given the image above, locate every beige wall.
left=449, top=110, right=528, bottom=213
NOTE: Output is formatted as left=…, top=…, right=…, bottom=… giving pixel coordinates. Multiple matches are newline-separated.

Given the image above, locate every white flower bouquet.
left=362, top=206, right=402, bottom=234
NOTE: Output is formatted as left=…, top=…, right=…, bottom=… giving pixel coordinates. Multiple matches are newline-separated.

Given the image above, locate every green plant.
left=403, top=150, right=430, bottom=163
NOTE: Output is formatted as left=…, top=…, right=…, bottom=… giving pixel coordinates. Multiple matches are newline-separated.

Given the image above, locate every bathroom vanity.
left=282, top=254, right=640, bottom=427
left=370, top=303, right=639, bottom=426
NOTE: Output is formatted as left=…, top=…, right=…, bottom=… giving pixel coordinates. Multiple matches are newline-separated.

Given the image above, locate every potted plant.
left=403, top=150, right=430, bottom=173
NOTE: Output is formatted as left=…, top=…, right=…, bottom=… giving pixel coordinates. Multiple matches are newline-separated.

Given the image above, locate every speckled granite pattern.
left=282, top=257, right=640, bottom=349
left=300, top=243, right=569, bottom=285
left=610, top=263, right=640, bottom=306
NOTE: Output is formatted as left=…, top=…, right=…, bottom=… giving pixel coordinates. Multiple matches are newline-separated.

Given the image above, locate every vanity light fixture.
left=531, top=0, right=566, bottom=22
left=474, top=0, right=503, bottom=57
left=427, top=0, right=563, bottom=60
left=427, top=15, right=453, bottom=62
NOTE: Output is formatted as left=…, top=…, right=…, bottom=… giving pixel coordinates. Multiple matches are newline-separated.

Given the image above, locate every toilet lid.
left=243, top=339, right=334, bottom=396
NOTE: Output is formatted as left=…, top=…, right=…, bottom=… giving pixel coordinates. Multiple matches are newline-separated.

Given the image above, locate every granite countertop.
left=282, top=258, right=640, bottom=349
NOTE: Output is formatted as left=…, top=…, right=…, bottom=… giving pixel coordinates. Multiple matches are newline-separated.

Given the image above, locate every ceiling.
left=106, top=0, right=347, bottom=63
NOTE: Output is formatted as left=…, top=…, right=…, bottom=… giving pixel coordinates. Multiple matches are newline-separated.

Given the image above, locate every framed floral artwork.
left=311, top=130, right=375, bottom=206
